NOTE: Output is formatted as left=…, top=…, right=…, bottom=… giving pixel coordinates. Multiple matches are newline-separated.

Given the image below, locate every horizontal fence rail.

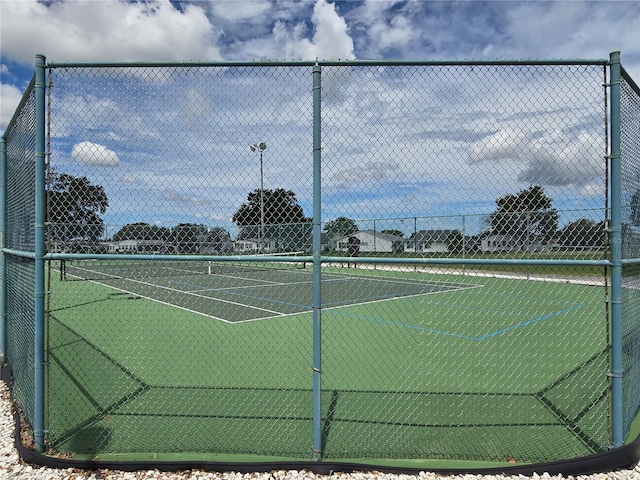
left=1, top=53, right=640, bottom=472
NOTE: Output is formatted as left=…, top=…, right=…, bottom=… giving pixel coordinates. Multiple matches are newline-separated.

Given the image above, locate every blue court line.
left=475, top=303, right=586, bottom=340
left=327, top=311, right=479, bottom=340
left=412, top=300, right=532, bottom=316
left=329, top=302, right=586, bottom=341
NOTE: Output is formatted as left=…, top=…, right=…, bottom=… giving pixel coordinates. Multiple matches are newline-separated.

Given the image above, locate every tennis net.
left=55, top=252, right=307, bottom=282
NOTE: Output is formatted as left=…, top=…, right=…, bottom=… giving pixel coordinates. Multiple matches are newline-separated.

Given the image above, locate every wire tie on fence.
left=606, top=370, right=623, bottom=378
left=312, top=367, right=321, bottom=373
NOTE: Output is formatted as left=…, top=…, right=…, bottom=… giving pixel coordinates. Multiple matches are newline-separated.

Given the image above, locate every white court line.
left=67, top=268, right=285, bottom=319
left=322, top=283, right=484, bottom=312
left=68, top=265, right=482, bottom=325
left=230, top=280, right=484, bottom=324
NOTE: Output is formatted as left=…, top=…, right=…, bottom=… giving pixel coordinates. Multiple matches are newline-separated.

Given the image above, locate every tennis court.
left=45, top=259, right=608, bottom=464
left=59, top=258, right=481, bottom=322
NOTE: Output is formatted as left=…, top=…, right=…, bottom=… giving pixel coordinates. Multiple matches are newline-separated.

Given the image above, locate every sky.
left=1, top=0, right=640, bottom=240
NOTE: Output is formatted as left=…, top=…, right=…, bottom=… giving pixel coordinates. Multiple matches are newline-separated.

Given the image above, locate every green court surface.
left=45, top=261, right=610, bottom=465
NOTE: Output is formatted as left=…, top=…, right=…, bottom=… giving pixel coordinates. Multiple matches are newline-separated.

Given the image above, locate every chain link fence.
left=1, top=55, right=639, bottom=468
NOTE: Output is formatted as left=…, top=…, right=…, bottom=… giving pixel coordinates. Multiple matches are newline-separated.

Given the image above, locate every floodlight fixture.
left=249, top=142, right=267, bottom=152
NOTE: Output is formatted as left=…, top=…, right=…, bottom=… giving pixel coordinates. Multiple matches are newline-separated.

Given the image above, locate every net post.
left=311, top=61, right=323, bottom=462
left=608, top=50, right=624, bottom=448
left=34, top=53, right=47, bottom=453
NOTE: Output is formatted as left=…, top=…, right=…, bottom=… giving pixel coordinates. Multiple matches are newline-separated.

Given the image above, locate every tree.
left=488, top=185, right=558, bottom=246
left=557, top=219, right=606, bottom=250
left=446, top=230, right=464, bottom=254
left=112, top=222, right=171, bottom=242
left=324, top=217, right=358, bottom=238
left=232, top=188, right=307, bottom=228
left=203, top=227, right=232, bottom=253
left=172, top=223, right=208, bottom=253
left=323, top=217, right=358, bottom=252
left=48, top=171, right=109, bottom=245
left=231, top=188, right=310, bottom=249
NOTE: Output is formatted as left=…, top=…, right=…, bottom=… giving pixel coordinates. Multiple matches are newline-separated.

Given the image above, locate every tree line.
left=46, top=171, right=608, bottom=253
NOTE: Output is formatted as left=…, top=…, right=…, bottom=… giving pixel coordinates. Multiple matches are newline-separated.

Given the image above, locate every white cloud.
left=579, top=183, right=606, bottom=198
left=358, top=0, right=421, bottom=53
left=211, top=0, right=271, bottom=21
left=519, top=132, right=604, bottom=187
left=369, top=14, right=419, bottom=50
left=0, top=82, right=23, bottom=132
left=274, top=0, right=355, bottom=60
left=468, top=128, right=604, bottom=188
left=181, top=88, right=215, bottom=130
left=162, top=188, right=202, bottom=205
left=331, top=161, right=396, bottom=190
left=71, top=141, right=121, bottom=167
left=0, top=0, right=221, bottom=64
left=468, top=128, right=528, bottom=163
left=502, top=2, right=640, bottom=78
left=120, top=175, right=140, bottom=184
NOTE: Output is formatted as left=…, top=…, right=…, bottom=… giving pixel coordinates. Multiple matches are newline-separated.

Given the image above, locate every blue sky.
left=1, top=0, right=639, bottom=239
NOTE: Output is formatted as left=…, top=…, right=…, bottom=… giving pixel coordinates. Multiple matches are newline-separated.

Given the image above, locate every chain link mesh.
left=3, top=81, right=37, bottom=428
left=3, top=60, right=639, bottom=466
left=319, top=64, right=608, bottom=462
left=620, top=72, right=640, bottom=436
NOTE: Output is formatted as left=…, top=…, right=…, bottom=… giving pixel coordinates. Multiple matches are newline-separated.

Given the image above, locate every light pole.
left=250, top=141, right=266, bottom=252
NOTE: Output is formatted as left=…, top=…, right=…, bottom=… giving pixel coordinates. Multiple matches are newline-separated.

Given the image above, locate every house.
left=406, top=230, right=453, bottom=253
left=107, top=239, right=171, bottom=253
left=233, top=238, right=276, bottom=253
left=480, top=234, right=551, bottom=253
left=335, top=230, right=405, bottom=253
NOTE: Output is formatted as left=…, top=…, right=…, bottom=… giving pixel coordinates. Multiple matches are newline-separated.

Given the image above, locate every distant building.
left=107, top=239, right=171, bottom=253
left=406, top=229, right=453, bottom=253
left=480, top=234, right=551, bottom=253
left=233, top=238, right=276, bottom=253
left=480, top=234, right=523, bottom=253
left=336, top=230, right=405, bottom=253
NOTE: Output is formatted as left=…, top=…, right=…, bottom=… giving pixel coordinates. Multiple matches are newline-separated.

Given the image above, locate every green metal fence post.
left=312, top=61, right=323, bottom=461
left=34, top=53, right=47, bottom=452
left=0, top=138, right=6, bottom=359
left=608, top=50, right=624, bottom=448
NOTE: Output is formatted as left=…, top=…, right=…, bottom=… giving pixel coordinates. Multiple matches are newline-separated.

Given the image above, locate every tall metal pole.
left=34, top=53, right=47, bottom=452
left=250, top=142, right=266, bottom=252
left=608, top=50, right=624, bottom=448
left=311, top=62, right=323, bottom=462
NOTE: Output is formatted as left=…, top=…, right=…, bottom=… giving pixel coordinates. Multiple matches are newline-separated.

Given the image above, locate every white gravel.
left=1, top=379, right=638, bottom=480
